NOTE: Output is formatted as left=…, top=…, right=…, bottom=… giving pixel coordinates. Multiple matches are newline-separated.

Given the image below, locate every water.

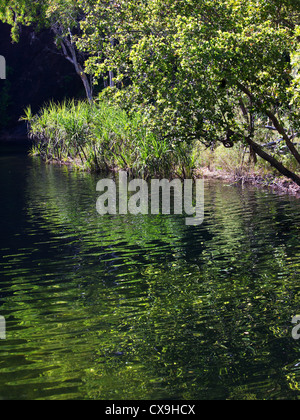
left=0, top=144, right=300, bottom=400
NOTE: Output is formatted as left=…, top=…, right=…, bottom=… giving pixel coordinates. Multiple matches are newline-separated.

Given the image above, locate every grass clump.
left=23, top=99, right=196, bottom=179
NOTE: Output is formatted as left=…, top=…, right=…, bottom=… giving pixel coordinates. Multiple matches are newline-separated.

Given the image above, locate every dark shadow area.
left=0, top=23, right=84, bottom=142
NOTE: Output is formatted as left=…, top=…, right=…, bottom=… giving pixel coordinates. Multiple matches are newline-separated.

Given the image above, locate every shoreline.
left=199, top=167, right=300, bottom=198
left=31, top=152, right=300, bottom=199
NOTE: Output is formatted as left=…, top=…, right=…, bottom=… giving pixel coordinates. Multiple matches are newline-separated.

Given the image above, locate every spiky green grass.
left=23, top=99, right=196, bottom=178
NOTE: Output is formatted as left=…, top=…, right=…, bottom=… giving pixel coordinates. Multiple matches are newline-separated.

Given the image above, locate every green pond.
left=0, top=144, right=299, bottom=400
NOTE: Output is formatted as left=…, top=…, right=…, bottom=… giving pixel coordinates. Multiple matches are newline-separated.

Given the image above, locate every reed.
left=23, top=99, right=197, bottom=178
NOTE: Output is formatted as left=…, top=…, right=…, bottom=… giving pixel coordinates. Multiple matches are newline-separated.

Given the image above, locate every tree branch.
left=245, top=136, right=300, bottom=186
left=236, top=82, right=300, bottom=165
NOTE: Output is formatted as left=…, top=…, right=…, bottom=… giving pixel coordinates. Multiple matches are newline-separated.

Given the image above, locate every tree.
left=0, top=0, right=94, bottom=102
left=80, top=0, right=300, bottom=184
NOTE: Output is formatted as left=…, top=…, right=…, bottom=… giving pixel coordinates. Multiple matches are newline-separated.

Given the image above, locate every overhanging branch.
left=236, top=82, right=300, bottom=165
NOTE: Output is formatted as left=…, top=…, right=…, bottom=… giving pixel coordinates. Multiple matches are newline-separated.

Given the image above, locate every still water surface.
left=0, top=144, right=300, bottom=400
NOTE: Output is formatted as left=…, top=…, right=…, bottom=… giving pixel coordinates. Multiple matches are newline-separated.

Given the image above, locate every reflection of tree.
left=1, top=159, right=299, bottom=399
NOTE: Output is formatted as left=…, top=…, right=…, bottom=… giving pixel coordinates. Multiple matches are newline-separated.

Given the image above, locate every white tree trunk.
left=53, top=25, right=93, bottom=103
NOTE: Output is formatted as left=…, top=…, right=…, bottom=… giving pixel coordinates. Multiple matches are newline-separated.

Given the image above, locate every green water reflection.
left=0, top=149, right=300, bottom=400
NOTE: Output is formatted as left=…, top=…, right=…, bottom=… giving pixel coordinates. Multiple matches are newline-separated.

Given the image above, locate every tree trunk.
left=65, top=40, right=93, bottom=103
left=265, top=109, right=300, bottom=164
left=53, top=26, right=93, bottom=103
left=237, top=82, right=300, bottom=164
left=246, top=136, right=300, bottom=186
left=109, top=39, right=115, bottom=87
left=249, top=144, right=257, bottom=164
left=77, top=64, right=93, bottom=103
left=236, top=82, right=300, bottom=185
left=109, top=70, right=115, bottom=88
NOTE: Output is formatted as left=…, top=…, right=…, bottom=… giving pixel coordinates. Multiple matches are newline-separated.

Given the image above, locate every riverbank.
left=199, top=167, right=300, bottom=198
left=22, top=99, right=300, bottom=198
left=29, top=148, right=300, bottom=200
